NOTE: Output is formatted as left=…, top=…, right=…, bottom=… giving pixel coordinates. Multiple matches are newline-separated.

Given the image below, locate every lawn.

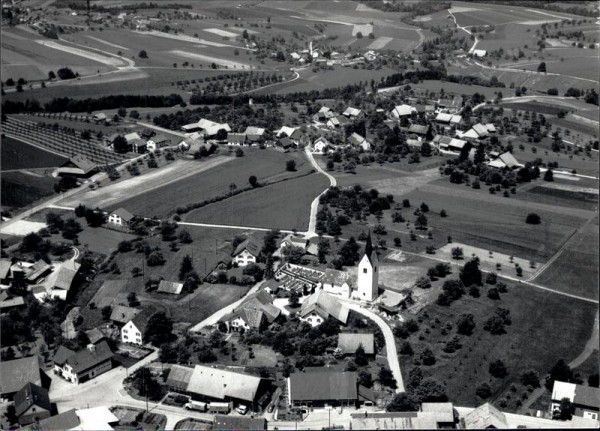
left=399, top=280, right=598, bottom=410
left=184, top=172, right=329, bottom=231
left=104, top=148, right=312, bottom=218
left=1, top=136, right=68, bottom=171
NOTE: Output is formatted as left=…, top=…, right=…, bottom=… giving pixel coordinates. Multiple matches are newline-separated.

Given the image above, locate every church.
left=352, top=232, right=379, bottom=302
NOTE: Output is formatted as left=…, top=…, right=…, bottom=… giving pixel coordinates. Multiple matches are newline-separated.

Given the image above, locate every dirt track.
left=58, top=156, right=232, bottom=209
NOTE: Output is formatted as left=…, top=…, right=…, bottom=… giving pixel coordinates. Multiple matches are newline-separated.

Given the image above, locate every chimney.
left=87, top=343, right=96, bottom=352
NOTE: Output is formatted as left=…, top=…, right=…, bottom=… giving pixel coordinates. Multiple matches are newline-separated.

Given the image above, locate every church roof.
left=363, top=232, right=377, bottom=265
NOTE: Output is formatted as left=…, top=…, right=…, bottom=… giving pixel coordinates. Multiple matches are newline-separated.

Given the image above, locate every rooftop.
left=289, top=371, right=357, bottom=402
left=0, top=356, right=43, bottom=395
left=186, top=365, right=263, bottom=402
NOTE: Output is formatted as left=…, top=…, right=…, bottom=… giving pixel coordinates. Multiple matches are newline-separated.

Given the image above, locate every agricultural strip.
left=34, top=40, right=125, bottom=66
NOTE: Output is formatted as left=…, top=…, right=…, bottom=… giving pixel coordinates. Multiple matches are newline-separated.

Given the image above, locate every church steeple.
left=364, top=230, right=374, bottom=263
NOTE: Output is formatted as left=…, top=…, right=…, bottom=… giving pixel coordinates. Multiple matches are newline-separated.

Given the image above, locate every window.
left=363, top=268, right=368, bottom=273
left=123, top=329, right=128, bottom=333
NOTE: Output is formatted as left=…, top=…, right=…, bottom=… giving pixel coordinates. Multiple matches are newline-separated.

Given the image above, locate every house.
left=472, top=49, right=487, bottom=57
left=213, top=415, right=267, bottom=431
left=108, top=208, right=134, bottom=226
left=347, top=132, right=371, bottom=151
left=278, top=233, right=318, bottom=256
left=85, top=327, right=107, bottom=345
left=276, top=136, right=293, bottom=151
left=157, top=280, right=184, bottom=295
left=435, top=112, right=463, bottom=125
left=353, top=232, right=379, bottom=302
left=321, top=268, right=353, bottom=298
left=415, top=104, right=436, bottom=116
left=121, top=309, right=153, bottom=345
left=407, top=124, right=430, bottom=137
left=312, top=136, right=332, bottom=154
left=244, top=126, right=266, bottom=143
left=459, top=123, right=489, bottom=141
left=232, top=237, right=260, bottom=267
left=0, top=356, right=48, bottom=400
left=551, top=381, right=600, bottom=421
left=92, top=112, right=107, bottom=124
left=166, top=364, right=194, bottom=392
left=53, top=341, right=113, bottom=384
left=433, top=135, right=467, bottom=152
left=437, top=96, right=463, bottom=113
left=0, top=291, right=25, bottom=314
left=221, top=289, right=280, bottom=332
left=488, top=152, right=520, bottom=170
left=25, top=259, right=52, bottom=284
left=313, top=106, right=335, bottom=122
left=181, top=122, right=202, bottom=133
left=327, top=115, right=350, bottom=129
left=50, top=260, right=80, bottom=301
left=110, top=305, right=141, bottom=327
left=147, top=133, right=172, bottom=151
left=288, top=370, right=359, bottom=407
left=124, top=132, right=141, bottom=145
left=199, top=119, right=231, bottom=139
left=299, top=290, right=349, bottom=327
left=343, top=107, right=364, bottom=119
left=14, top=383, right=52, bottom=426
left=56, top=155, right=97, bottom=178
left=35, top=407, right=119, bottom=431
left=140, top=128, right=155, bottom=139
left=227, top=133, right=247, bottom=146
left=337, top=333, right=375, bottom=355
left=390, top=104, right=417, bottom=119
left=275, top=126, right=302, bottom=144
left=186, top=365, right=269, bottom=411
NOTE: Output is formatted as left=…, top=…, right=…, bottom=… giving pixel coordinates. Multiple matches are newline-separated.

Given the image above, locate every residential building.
left=327, top=115, right=350, bottom=129
left=435, top=113, right=462, bottom=125
left=354, top=233, right=379, bottom=302
left=313, top=106, right=335, bottom=122
left=407, top=124, right=430, bottom=137
left=390, top=104, right=417, bottom=119
left=488, top=151, right=520, bottom=169
left=343, top=107, right=364, bottom=119
left=347, top=132, right=371, bottom=151
left=186, top=365, right=269, bottom=411
left=244, top=126, right=266, bottom=143
left=221, top=289, right=281, bottom=332
left=35, top=407, right=119, bottom=431
left=110, top=304, right=141, bottom=327
left=53, top=341, right=113, bottom=384
left=14, top=383, right=52, bottom=426
left=278, top=233, right=318, bottom=256
left=0, top=291, right=25, bottom=314
left=312, top=136, right=332, bottom=154
left=25, top=259, right=52, bottom=284
left=147, top=133, right=172, bottom=151
left=107, top=208, right=134, bottom=226
left=298, top=290, right=349, bottom=327
left=56, top=155, right=97, bottom=178
left=92, top=112, right=107, bottom=124
left=351, top=402, right=455, bottom=429
left=140, top=128, right=155, bottom=139
left=0, top=356, right=48, bottom=400
left=227, top=133, right=247, bottom=146
left=276, top=136, right=293, bottom=151
left=433, top=135, right=467, bottom=153
left=232, top=237, right=260, bottom=267
left=166, top=364, right=194, bottom=393
left=121, top=309, right=153, bottom=345
left=321, top=268, right=353, bottom=298
left=551, top=381, right=600, bottom=421
left=337, top=332, right=375, bottom=356
left=288, top=370, right=359, bottom=407
left=50, top=260, right=81, bottom=301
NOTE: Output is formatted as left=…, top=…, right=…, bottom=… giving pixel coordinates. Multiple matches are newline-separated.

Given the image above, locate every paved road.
left=304, top=148, right=337, bottom=235
left=342, top=301, right=405, bottom=393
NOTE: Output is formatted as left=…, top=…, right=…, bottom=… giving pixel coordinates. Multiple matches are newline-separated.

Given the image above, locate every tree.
left=413, top=378, right=448, bottom=403
left=139, top=50, right=148, bottom=58
left=415, top=214, right=428, bottom=230
left=358, top=370, right=373, bottom=388
left=457, top=313, right=476, bottom=335
left=543, top=169, right=554, bottom=181
left=378, top=366, right=397, bottom=389
left=420, top=348, right=436, bottom=366
left=57, top=67, right=76, bottom=80
left=588, top=373, right=599, bottom=388
left=356, top=31, right=363, bottom=39
left=144, top=312, right=174, bottom=346
left=178, top=229, right=192, bottom=244
left=131, top=367, right=162, bottom=400
left=546, top=359, right=573, bottom=390
left=113, top=135, right=129, bottom=153
left=286, top=160, right=296, bottom=171
left=537, top=62, right=547, bottom=73
left=249, top=175, right=258, bottom=187
left=526, top=213, right=541, bottom=224
left=556, top=398, right=574, bottom=420
left=282, top=245, right=305, bottom=264
left=179, top=255, right=194, bottom=280
left=235, top=148, right=244, bottom=157
left=101, top=305, right=112, bottom=321
left=48, top=70, right=56, bottom=80
left=476, top=383, right=492, bottom=399
left=160, top=221, right=178, bottom=241
left=127, top=292, right=138, bottom=307
left=460, top=258, right=482, bottom=287
left=74, top=203, right=87, bottom=217
left=387, top=393, right=418, bottom=412
left=147, top=250, right=166, bottom=266
left=521, top=370, right=540, bottom=388
left=451, top=247, right=464, bottom=259
left=338, top=236, right=360, bottom=266
left=354, top=344, right=368, bottom=366
left=289, top=290, right=299, bottom=308
left=489, top=359, right=508, bottom=378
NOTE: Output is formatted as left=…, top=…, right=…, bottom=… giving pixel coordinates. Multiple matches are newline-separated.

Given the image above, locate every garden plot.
left=435, top=242, right=540, bottom=279
left=0, top=220, right=46, bottom=237
left=34, top=40, right=125, bottom=66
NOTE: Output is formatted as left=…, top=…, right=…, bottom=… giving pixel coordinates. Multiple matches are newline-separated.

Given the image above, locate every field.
left=1, top=136, right=67, bottom=171
left=185, top=172, right=328, bottom=231
left=1, top=171, right=57, bottom=210
left=400, top=281, right=598, bottom=410
left=71, top=148, right=313, bottom=218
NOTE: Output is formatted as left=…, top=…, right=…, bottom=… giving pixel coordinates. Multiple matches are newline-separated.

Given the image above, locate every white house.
left=232, top=237, right=260, bottom=267
left=107, top=208, right=134, bottom=226
left=352, top=233, right=379, bottom=302
left=551, top=381, right=600, bottom=421
left=121, top=310, right=153, bottom=345
left=53, top=342, right=113, bottom=384
left=321, top=268, right=353, bottom=298
left=390, top=104, right=417, bottom=119
left=312, top=136, right=332, bottom=154
left=299, top=290, right=350, bottom=327
left=343, top=107, right=363, bottom=119
left=347, top=132, right=371, bottom=151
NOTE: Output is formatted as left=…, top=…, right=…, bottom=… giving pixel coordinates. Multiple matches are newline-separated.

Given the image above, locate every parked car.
left=236, top=404, right=249, bottom=415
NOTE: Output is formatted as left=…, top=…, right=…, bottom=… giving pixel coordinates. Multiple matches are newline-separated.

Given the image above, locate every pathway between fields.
left=304, top=148, right=337, bottom=235
left=179, top=221, right=295, bottom=234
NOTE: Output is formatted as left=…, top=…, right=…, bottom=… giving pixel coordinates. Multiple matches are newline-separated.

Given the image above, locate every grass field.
left=96, top=148, right=312, bottom=218
left=185, top=172, right=328, bottom=231
left=1, top=136, right=67, bottom=171
left=1, top=171, right=57, bottom=210
left=400, top=281, right=598, bottom=410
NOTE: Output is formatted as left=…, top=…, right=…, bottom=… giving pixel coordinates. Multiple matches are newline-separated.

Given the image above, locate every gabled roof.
left=392, top=104, right=417, bottom=118
left=0, top=356, right=43, bottom=395
left=277, top=136, right=293, bottom=148
left=93, top=112, right=107, bottom=120
left=233, top=237, right=261, bottom=258
left=472, top=123, right=489, bottom=137
left=348, top=132, right=367, bottom=147
left=53, top=261, right=80, bottom=291
left=186, top=365, right=263, bottom=402
left=498, top=152, right=519, bottom=168
left=408, top=124, right=429, bottom=135
left=14, top=382, right=51, bottom=417
left=222, top=289, right=280, bottom=327
left=227, top=133, right=247, bottom=143
left=244, top=126, right=265, bottom=137
left=110, top=207, right=134, bottom=222
left=110, top=305, right=141, bottom=325
left=157, top=280, right=184, bottom=295
left=276, top=126, right=297, bottom=138
left=0, top=259, right=11, bottom=279
left=214, top=415, right=267, bottom=430
left=85, top=327, right=106, bottom=344
left=322, top=268, right=352, bottom=288
left=463, top=402, right=508, bottom=429
left=124, top=132, right=141, bottom=142
left=0, top=295, right=25, bottom=310
left=26, top=259, right=51, bottom=281
left=552, top=381, right=600, bottom=409
left=150, top=133, right=172, bottom=143
left=61, top=155, right=96, bottom=175
left=140, top=128, right=155, bottom=138
left=343, top=107, right=362, bottom=117
left=299, top=291, right=349, bottom=324
left=37, top=409, right=80, bottom=430
left=338, top=333, right=375, bottom=355
left=166, top=364, right=194, bottom=391
left=57, top=341, right=113, bottom=374
left=289, top=371, right=357, bottom=402
left=130, top=309, right=154, bottom=334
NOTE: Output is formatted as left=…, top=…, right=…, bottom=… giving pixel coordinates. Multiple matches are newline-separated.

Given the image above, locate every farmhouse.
left=433, top=135, right=467, bottom=152
left=288, top=370, right=359, bottom=407
left=221, top=289, right=281, bottom=332
left=107, top=208, right=134, bottom=226
left=551, top=381, right=600, bottom=421
left=50, top=260, right=81, bottom=301
left=53, top=341, right=113, bottom=385
left=327, top=115, right=350, bottom=129
left=166, top=364, right=194, bottom=392
left=312, top=136, right=332, bottom=154
left=390, top=104, right=417, bottom=119
left=36, top=407, right=119, bottom=431
left=275, top=126, right=302, bottom=144
left=472, top=49, right=487, bottom=58
left=146, top=133, right=172, bottom=151
left=244, top=126, right=266, bottom=143
left=227, top=133, right=247, bottom=146
left=343, top=107, right=364, bottom=119
left=435, top=113, right=462, bottom=125
left=0, top=356, right=48, bottom=400
left=25, top=259, right=52, bottom=284
left=351, top=403, right=455, bottom=429
left=181, top=122, right=202, bottom=133
left=437, top=96, right=463, bottom=113
left=276, top=136, right=293, bottom=151
left=232, top=237, right=260, bottom=267
left=14, top=382, right=52, bottom=426
left=458, top=123, right=493, bottom=141
left=321, top=268, right=353, bottom=298
left=156, top=280, right=184, bottom=295
left=110, top=305, right=141, bottom=327
left=347, top=132, right=371, bottom=151
left=407, top=124, right=430, bottom=138
left=278, top=233, right=318, bottom=256
left=186, top=365, right=269, bottom=411
left=92, top=112, right=107, bottom=124
left=299, top=290, right=349, bottom=327
left=337, top=333, right=375, bottom=356
left=140, top=128, right=155, bottom=139
left=488, top=152, right=520, bottom=169
left=121, top=309, right=154, bottom=345
left=56, top=155, right=97, bottom=178
left=313, top=106, right=335, bottom=122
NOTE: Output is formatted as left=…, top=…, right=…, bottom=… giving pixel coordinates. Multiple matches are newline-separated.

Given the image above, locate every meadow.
left=1, top=136, right=67, bottom=171
left=185, top=172, right=328, bottom=231
left=400, top=281, right=598, bottom=410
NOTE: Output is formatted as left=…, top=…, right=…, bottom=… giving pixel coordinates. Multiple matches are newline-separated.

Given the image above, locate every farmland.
left=1, top=170, right=58, bottom=210
left=1, top=135, right=67, bottom=171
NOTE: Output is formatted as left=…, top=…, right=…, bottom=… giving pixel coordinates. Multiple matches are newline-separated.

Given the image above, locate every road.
left=448, top=9, right=478, bottom=54
left=342, top=301, right=405, bottom=393
left=304, top=147, right=337, bottom=235
left=179, top=221, right=295, bottom=235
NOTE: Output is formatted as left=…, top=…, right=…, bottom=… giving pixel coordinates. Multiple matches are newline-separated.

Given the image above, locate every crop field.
left=396, top=179, right=594, bottom=262
left=185, top=172, right=328, bottom=231
left=401, top=281, right=598, bottom=409
left=91, top=149, right=312, bottom=218
left=1, top=171, right=57, bottom=210
left=501, top=53, right=599, bottom=81
left=450, top=2, right=577, bottom=27
left=1, top=136, right=67, bottom=171
left=520, top=184, right=598, bottom=212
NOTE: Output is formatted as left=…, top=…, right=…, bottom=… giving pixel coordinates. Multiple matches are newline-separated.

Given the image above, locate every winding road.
left=304, top=147, right=337, bottom=235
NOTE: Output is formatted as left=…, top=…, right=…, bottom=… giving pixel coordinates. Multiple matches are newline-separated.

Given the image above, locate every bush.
left=489, top=359, right=508, bottom=378
left=526, top=213, right=541, bottom=224
left=476, top=383, right=492, bottom=399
